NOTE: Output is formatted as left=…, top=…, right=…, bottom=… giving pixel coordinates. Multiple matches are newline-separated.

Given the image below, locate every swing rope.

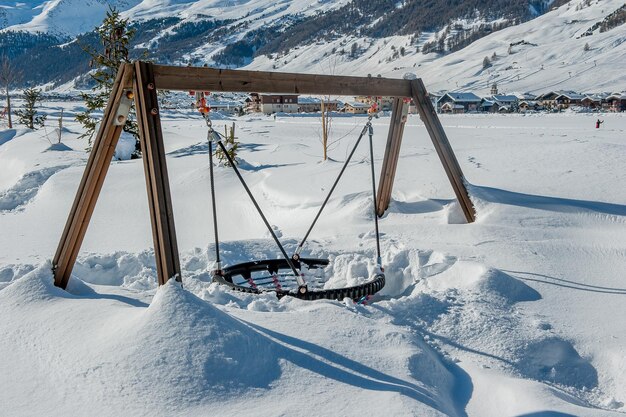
left=206, top=117, right=222, bottom=274
left=204, top=115, right=308, bottom=293
left=293, top=116, right=373, bottom=260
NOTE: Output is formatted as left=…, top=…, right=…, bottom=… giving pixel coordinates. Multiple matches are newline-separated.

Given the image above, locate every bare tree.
left=0, top=55, right=22, bottom=129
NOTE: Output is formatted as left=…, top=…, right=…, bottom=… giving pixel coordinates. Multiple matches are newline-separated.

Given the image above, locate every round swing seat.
left=212, top=258, right=385, bottom=301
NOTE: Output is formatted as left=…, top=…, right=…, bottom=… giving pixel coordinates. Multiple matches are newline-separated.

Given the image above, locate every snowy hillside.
left=1, top=0, right=348, bottom=36
left=245, top=0, right=626, bottom=94
left=1, top=101, right=625, bottom=416
left=4, top=0, right=625, bottom=94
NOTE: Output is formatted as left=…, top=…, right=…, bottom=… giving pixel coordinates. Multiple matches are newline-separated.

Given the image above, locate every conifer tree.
left=15, top=87, right=46, bottom=129
left=76, top=6, right=139, bottom=156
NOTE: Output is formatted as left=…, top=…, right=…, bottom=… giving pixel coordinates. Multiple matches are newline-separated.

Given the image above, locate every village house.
left=581, top=95, right=600, bottom=109
left=519, top=100, right=542, bottom=112
left=206, top=100, right=243, bottom=115
left=245, top=93, right=262, bottom=113
left=440, top=102, right=466, bottom=114
left=437, top=92, right=482, bottom=113
left=342, top=102, right=371, bottom=114
left=261, top=94, right=299, bottom=114
left=554, top=92, right=586, bottom=109
left=480, top=94, right=519, bottom=113
left=298, top=97, right=340, bottom=113
left=354, top=95, right=394, bottom=111
left=535, top=91, right=561, bottom=109
left=245, top=93, right=299, bottom=114
left=606, top=92, right=626, bottom=112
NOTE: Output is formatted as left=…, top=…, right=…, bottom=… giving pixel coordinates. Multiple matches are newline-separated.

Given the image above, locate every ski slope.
left=0, top=103, right=625, bottom=416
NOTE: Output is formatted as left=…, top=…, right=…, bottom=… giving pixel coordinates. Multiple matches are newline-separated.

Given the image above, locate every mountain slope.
left=1, top=0, right=624, bottom=93
left=245, top=0, right=626, bottom=94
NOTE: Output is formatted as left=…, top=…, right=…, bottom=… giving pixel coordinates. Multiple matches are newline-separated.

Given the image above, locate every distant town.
left=238, top=84, right=626, bottom=115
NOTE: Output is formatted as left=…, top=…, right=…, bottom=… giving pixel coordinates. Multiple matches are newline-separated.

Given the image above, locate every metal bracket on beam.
left=113, top=90, right=134, bottom=126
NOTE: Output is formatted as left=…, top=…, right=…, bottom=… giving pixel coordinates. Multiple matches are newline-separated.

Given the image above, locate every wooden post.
left=53, top=64, right=133, bottom=288
left=411, top=79, right=476, bottom=223
left=133, top=61, right=181, bottom=285
left=376, top=98, right=408, bottom=216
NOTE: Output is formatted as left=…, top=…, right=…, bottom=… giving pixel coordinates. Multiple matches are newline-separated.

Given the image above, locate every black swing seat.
left=213, top=258, right=385, bottom=301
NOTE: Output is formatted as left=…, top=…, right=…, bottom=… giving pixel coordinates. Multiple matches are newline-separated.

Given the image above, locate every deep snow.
left=1, top=103, right=625, bottom=416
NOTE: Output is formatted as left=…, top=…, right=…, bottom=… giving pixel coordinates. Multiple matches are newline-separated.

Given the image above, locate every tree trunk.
left=6, top=86, right=12, bottom=129
left=321, top=99, right=327, bottom=161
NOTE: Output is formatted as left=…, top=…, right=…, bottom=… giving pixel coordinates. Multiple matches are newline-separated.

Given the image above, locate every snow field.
left=0, top=103, right=625, bottom=416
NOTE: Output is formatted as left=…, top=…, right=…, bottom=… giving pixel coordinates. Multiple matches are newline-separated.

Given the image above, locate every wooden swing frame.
left=52, top=61, right=475, bottom=289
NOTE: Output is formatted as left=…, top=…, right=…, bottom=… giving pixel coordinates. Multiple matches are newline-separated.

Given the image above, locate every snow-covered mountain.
left=0, top=0, right=348, bottom=36
left=1, top=0, right=625, bottom=93
left=245, top=0, right=626, bottom=94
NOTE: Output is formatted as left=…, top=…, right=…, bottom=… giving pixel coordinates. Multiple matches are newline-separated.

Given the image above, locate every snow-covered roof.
left=439, top=92, right=481, bottom=103
left=607, top=92, right=626, bottom=100
left=298, top=97, right=340, bottom=104
left=555, top=92, right=586, bottom=100
left=442, top=103, right=465, bottom=109
left=344, top=102, right=371, bottom=108
left=492, top=95, right=519, bottom=103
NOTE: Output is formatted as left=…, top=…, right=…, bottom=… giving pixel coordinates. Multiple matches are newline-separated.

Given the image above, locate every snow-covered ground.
left=1, top=104, right=625, bottom=416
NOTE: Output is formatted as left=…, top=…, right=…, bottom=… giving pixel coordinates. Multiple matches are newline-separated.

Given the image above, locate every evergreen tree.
left=76, top=7, right=139, bottom=155
left=482, top=56, right=492, bottom=69
left=15, top=87, right=46, bottom=129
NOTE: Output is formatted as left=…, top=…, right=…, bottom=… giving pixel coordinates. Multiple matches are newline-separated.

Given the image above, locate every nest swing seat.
left=203, top=111, right=385, bottom=301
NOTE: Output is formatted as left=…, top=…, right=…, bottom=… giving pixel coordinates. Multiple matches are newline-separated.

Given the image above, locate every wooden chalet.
left=342, top=102, right=371, bottom=114
left=437, top=92, right=481, bottom=113
left=606, top=92, right=626, bottom=112
left=554, top=92, right=586, bottom=108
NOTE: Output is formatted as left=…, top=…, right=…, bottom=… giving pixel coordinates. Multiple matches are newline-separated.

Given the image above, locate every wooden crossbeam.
left=53, top=64, right=133, bottom=288
left=133, top=61, right=181, bottom=285
left=410, top=79, right=476, bottom=223
left=152, top=64, right=413, bottom=97
left=376, top=98, right=408, bottom=216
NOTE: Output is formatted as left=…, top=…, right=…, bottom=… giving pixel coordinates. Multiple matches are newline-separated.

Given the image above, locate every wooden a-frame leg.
left=376, top=98, right=408, bottom=216
left=411, top=79, right=476, bottom=223
left=133, top=61, right=181, bottom=285
left=52, top=64, right=134, bottom=289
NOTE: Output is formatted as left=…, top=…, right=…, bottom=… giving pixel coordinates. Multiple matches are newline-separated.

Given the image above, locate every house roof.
left=555, top=92, right=586, bottom=100
left=607, top=92, right=626, bottom=100
left=298, top=97, right=341, bottom=104
left=439, top=92, right=481, bottom=103
left=492, top=95, right=518, bottom=103
left=344, top=102, right=371, bottom=108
